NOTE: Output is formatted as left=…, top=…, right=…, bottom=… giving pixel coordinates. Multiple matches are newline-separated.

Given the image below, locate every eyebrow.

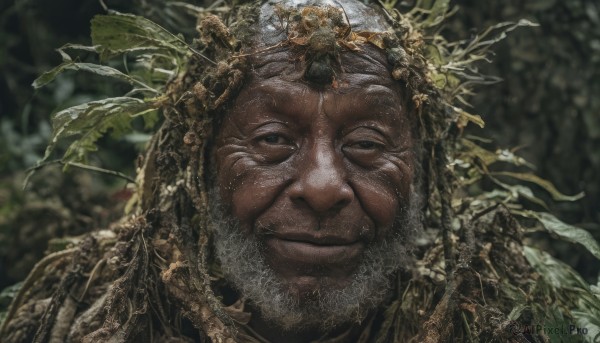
left=361, top=84, right=402, bottom=107
left=247, top=80, right=307, bottom=111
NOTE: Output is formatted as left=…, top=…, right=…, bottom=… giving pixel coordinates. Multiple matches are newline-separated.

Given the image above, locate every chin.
left=283, top=275, right=354, bottom=301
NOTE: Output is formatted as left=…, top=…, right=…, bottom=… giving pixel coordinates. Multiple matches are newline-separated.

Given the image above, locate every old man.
left=1, top=0, right=588, bottom=342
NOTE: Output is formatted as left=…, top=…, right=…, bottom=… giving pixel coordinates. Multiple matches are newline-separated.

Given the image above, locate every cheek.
left=347, top=158, right=413, bottom=238
left=217, top=154, right=293, bottom=231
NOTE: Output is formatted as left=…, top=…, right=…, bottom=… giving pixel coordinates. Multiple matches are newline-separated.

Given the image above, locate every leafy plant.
left=26, top=11, right=196, bottom=183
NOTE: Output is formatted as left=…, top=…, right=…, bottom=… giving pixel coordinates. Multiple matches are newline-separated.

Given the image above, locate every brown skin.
left=215, top=47, right=415, bottom=340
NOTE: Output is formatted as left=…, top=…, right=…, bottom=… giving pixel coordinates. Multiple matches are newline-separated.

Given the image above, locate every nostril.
left=329, top=196, right=352, bottom=212
left=333, top=184, right=354, bottom=207
left=291, top=180, right=354, bottom=214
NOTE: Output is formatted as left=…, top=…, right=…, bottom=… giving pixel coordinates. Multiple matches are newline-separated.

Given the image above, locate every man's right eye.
left=253, top=133, right=296, bottom=163
left=262, top=134, right=287, bottom=145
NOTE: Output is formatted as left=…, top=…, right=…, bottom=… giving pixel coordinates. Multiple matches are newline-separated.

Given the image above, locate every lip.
left=264, top=236, right=364, bottom=266
left=270, top=232, right=359, bottom=245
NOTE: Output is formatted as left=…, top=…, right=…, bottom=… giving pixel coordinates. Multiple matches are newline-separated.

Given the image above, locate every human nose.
left=288, top=142, right=354, bottom=213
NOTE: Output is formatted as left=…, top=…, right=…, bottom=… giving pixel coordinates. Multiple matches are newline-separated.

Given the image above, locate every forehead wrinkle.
left=339, top=49, right=390, bottom=76
left=251, top=79, right=304, bottom=109
left=251, top=60, right=395, bottom=91
left=230, top=88, right=275, bottom=119
left=361, top=85, right=402, bottom=110
left=248, top=48, right=300, bottom=80
left=230, top=78, right=312, bottom=126
left=246, top=40, right=395, bottom=86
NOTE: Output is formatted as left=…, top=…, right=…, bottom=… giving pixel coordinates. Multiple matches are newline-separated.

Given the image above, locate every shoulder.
left=0, top=229, right=118, bottom=343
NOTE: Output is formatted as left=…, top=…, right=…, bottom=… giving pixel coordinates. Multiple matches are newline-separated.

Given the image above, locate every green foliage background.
left=448, top=0, right=600, bottom=281
left=451, top=0, right=600, bottom=226
left=0, top=0, right=598, bottom=291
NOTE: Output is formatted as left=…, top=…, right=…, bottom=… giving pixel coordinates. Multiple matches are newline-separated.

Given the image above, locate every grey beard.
left=209, top=188, right=422, bottom=332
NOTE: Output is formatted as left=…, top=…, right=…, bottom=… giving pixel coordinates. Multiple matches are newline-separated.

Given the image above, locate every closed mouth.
left=270, top=232, right=359, bottom=246
left=264, top=236, right=364, bottom=266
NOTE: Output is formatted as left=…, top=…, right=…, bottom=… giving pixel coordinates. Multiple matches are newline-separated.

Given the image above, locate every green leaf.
left=494, top=148, right=536, bottom=169
left=459, top=139, right=535, bottom=168
left=33, top=61, right=156, bottom=92
left=524, top=246, right=589, bottom=290
left=525, top=247, right=600, bottom=342
left=56, top=43, right=100, bottom=61
left=507, top=303, right=528, bottom=321
left=455, top=107, right=485, bottom=129
left=32, top=63, right=72, bottom=89
left=572, top=310, right=600, bottom=343
left=521, top=212, right=600, bottom=260
left=489, top=176, right=550, bottom=209
left=428, top=0, right=450, bottom=22
left=491, top=171, right=584, bottom=202
left=91, top=12, right=190, bottom=59
left=573, top=278, right=600, bottom=342
left=462, top=19, right=539, bottom=57
left=43, top=97, right=159, bottom=163
left=459, top=139, right=499, bottom=166
left=142, top=109, right=160, bottom=130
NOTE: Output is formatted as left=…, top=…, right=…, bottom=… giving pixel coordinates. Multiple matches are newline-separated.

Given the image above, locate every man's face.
left=212, top=47, right=419, bottom=328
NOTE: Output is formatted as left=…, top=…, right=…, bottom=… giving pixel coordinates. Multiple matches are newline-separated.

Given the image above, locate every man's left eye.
left=343, top=140, right=386, bottom=166
left=353, top=141, right=380, bottom=149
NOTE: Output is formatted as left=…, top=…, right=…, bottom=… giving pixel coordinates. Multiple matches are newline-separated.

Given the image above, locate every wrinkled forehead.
left=248, top=46, right=396, bottom=91
left=257, top=0, right=393, bottom=47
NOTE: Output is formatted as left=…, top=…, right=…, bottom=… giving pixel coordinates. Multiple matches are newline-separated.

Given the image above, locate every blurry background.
left=0, top=0, right=598, bottom=291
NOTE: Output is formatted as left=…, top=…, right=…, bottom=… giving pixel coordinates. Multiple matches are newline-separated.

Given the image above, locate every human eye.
left=351, top=140, right=383, bottom=150
left=260, top=133, right=290, bottom=145
left=252, top=126, right=296, bottom=163
left=342, top=128, right=387, bottom=166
